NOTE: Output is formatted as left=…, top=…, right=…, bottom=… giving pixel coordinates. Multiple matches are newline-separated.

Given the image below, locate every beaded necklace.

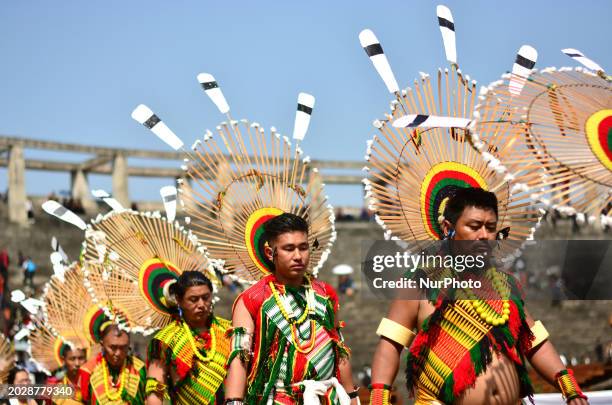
left=461, top=268, right=511, bottom=326
left=101, top=357, right=126, bottom=401
left=269, top=278, right=315, bottom=325
left=182, top=321, right=216, bottom=363
left=269, top=277, right=317, bottom=353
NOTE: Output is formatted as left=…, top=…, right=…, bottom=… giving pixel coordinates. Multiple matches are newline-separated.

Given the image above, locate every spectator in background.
left=46, top=191, right=58, bottom=202
left=17, top=251, right=25, bottom=269
left=25, top=199, right=34, bottom=224
left=359, top=207, right=372, bottom=221
left=332, top=264, right=355, bottom=297
left=595, top=338, right=604, bottom=363
left=0, top=248, right=8, bottom=290
left=21, top=257, right=36, bottom=288
left=549, top=273, right=563, bottom=308
left=3, top=366, right=37, bottom=405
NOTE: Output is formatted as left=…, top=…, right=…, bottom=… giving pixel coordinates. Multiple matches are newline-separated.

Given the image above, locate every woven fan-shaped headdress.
left=471, top=49, right=611, bottom=224
left=42, top=196, right=218, bottom=333
left=360, top=6, right=542, bottom=257
left=0, top=333, right=14, bottom=384
left=81, top=210, right=219, bottom=333
left=41, top=262, right=125, bottom=345
left=25, top=239, right=97, bottom=374
left=131, top=76, right=336, bottom=284
left=28, top=321, right=81, bottom=375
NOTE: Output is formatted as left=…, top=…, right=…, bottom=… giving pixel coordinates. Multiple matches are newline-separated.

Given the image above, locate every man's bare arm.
left=338, top=356, right=359, bottom=404
left=224, top=297, right=254, bottom=399
left=370, top=299, right=419, bottom=385
left=525, top=308, right=589, bottom=405
left=145, top=359, right=165, bottom=405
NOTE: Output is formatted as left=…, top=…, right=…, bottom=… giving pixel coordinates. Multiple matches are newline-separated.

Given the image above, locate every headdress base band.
left=376, top=317, right=416, bottom=347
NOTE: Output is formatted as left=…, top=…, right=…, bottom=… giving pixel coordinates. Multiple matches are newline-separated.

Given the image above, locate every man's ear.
left=442, top=219, right=453, bottom=236
left=264, top=242, right=274, bottom=262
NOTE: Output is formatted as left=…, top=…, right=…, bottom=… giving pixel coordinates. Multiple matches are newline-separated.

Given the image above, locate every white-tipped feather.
left=509, top=45, right=537, bottom=96
left=91, top=189, right=124, bottom=212
left=52, top=263, right=65, bottom=282
left=131, top=104, right=184, bottom=150
left=11, top=290, right=25, bottom=303
left=14, top=328, right=29, bottom=341
left=197, top=73, right=230, bottom=114
left=437, top=5, right=457, bottom=65
left=160, top=186, right=178, bottom=222
left=561, top=48, right=604, bottom=72
left=292, top=92, right=315, bottom=141
left=42, top=200, right=87, bottom=230
left=392, top=114, right=470, bottom=129
left=359, top=29, right=399, bottom=93
left=49, top=252, right=62, bottom=266
left=20, top=298, right=44, bottom=315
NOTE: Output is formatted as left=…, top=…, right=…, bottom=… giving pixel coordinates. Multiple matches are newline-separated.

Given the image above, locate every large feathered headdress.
left=471, top=49, right=611, bottom=226
left=81, top=209, right=219, bottom=333
left=132, top=75, right=336, bottom=284
left=41, top=262, right=122, bottom=346
left=0, top=334, right=14, bottom=383
left=41, top=196, right=214, bottom=334
left=359, top=5, right=542, bottom=258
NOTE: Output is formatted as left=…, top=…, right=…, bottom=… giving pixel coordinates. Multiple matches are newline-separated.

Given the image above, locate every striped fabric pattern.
left=407, top=291, right=534, bottom=403
left=245, top=279, right=346, bottom=404
left=88, top=356, right=145, bottom=405
left=151, top=317, right=231, bottom=404
left=262, top=290, right=337, bottom=382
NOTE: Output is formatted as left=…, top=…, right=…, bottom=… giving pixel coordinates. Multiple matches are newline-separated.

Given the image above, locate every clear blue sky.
left=1, top=0, right=610, bottom=206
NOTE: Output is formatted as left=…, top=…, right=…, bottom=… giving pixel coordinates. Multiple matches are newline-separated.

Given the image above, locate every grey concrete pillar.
left=71, top=169, right=97, bottom=214
left=7, top=145, right=27, bottom=225
left=178, top=175, right=197, bottom=214
left=112, top=153, right=129, bottom=207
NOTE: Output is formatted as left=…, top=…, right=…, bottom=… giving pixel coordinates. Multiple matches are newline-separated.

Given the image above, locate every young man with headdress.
left=45, top=342, right=86, bottom=404
left=79, top=323, right=146, bottom=405
left=369, top=188, right=589, bottom=405
left=224, top=213, right=359, bottom=404
left=129, top=70, right=349, bottom=402
left=145, top=271, right=231, bottom=404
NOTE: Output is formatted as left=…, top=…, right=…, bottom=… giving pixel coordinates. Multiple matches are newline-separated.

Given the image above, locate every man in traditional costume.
left=71, top=206, right=231, bottom=404
left=225, top=213, right=358, bottom=404
left=27, top=261, right=113, bottom=405
left=369, top=188, right=588, bottom=404
left=129, top=68, right=353, bottom=403
left=79, top=324, right=146, bottom=405
left=146, top=271, right=231, bottom=404
left=358, top=5, right=591, bottom=404
left=45, top=342, right=87, bottom=404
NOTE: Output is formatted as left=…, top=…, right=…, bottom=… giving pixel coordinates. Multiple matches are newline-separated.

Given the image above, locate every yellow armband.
left=376, top=318, right=416, bottom=347
left=530, top=320, right=549, bottom=349
left=145, top=377, right=167, bottom=398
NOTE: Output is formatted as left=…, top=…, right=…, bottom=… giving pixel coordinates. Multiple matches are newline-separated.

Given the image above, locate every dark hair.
left=169, top=271, right=213, bottom=301
left=443, top=188, right=498, bottom=225
left=61, top=344, right=86, bottom=359
left=7, top=366, right=28, bottom=384
left=59, top=343, right=71, bottom=359
left=100, top=323, right=129, bottom=341
left=263, top=213, right=309, bottom=245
